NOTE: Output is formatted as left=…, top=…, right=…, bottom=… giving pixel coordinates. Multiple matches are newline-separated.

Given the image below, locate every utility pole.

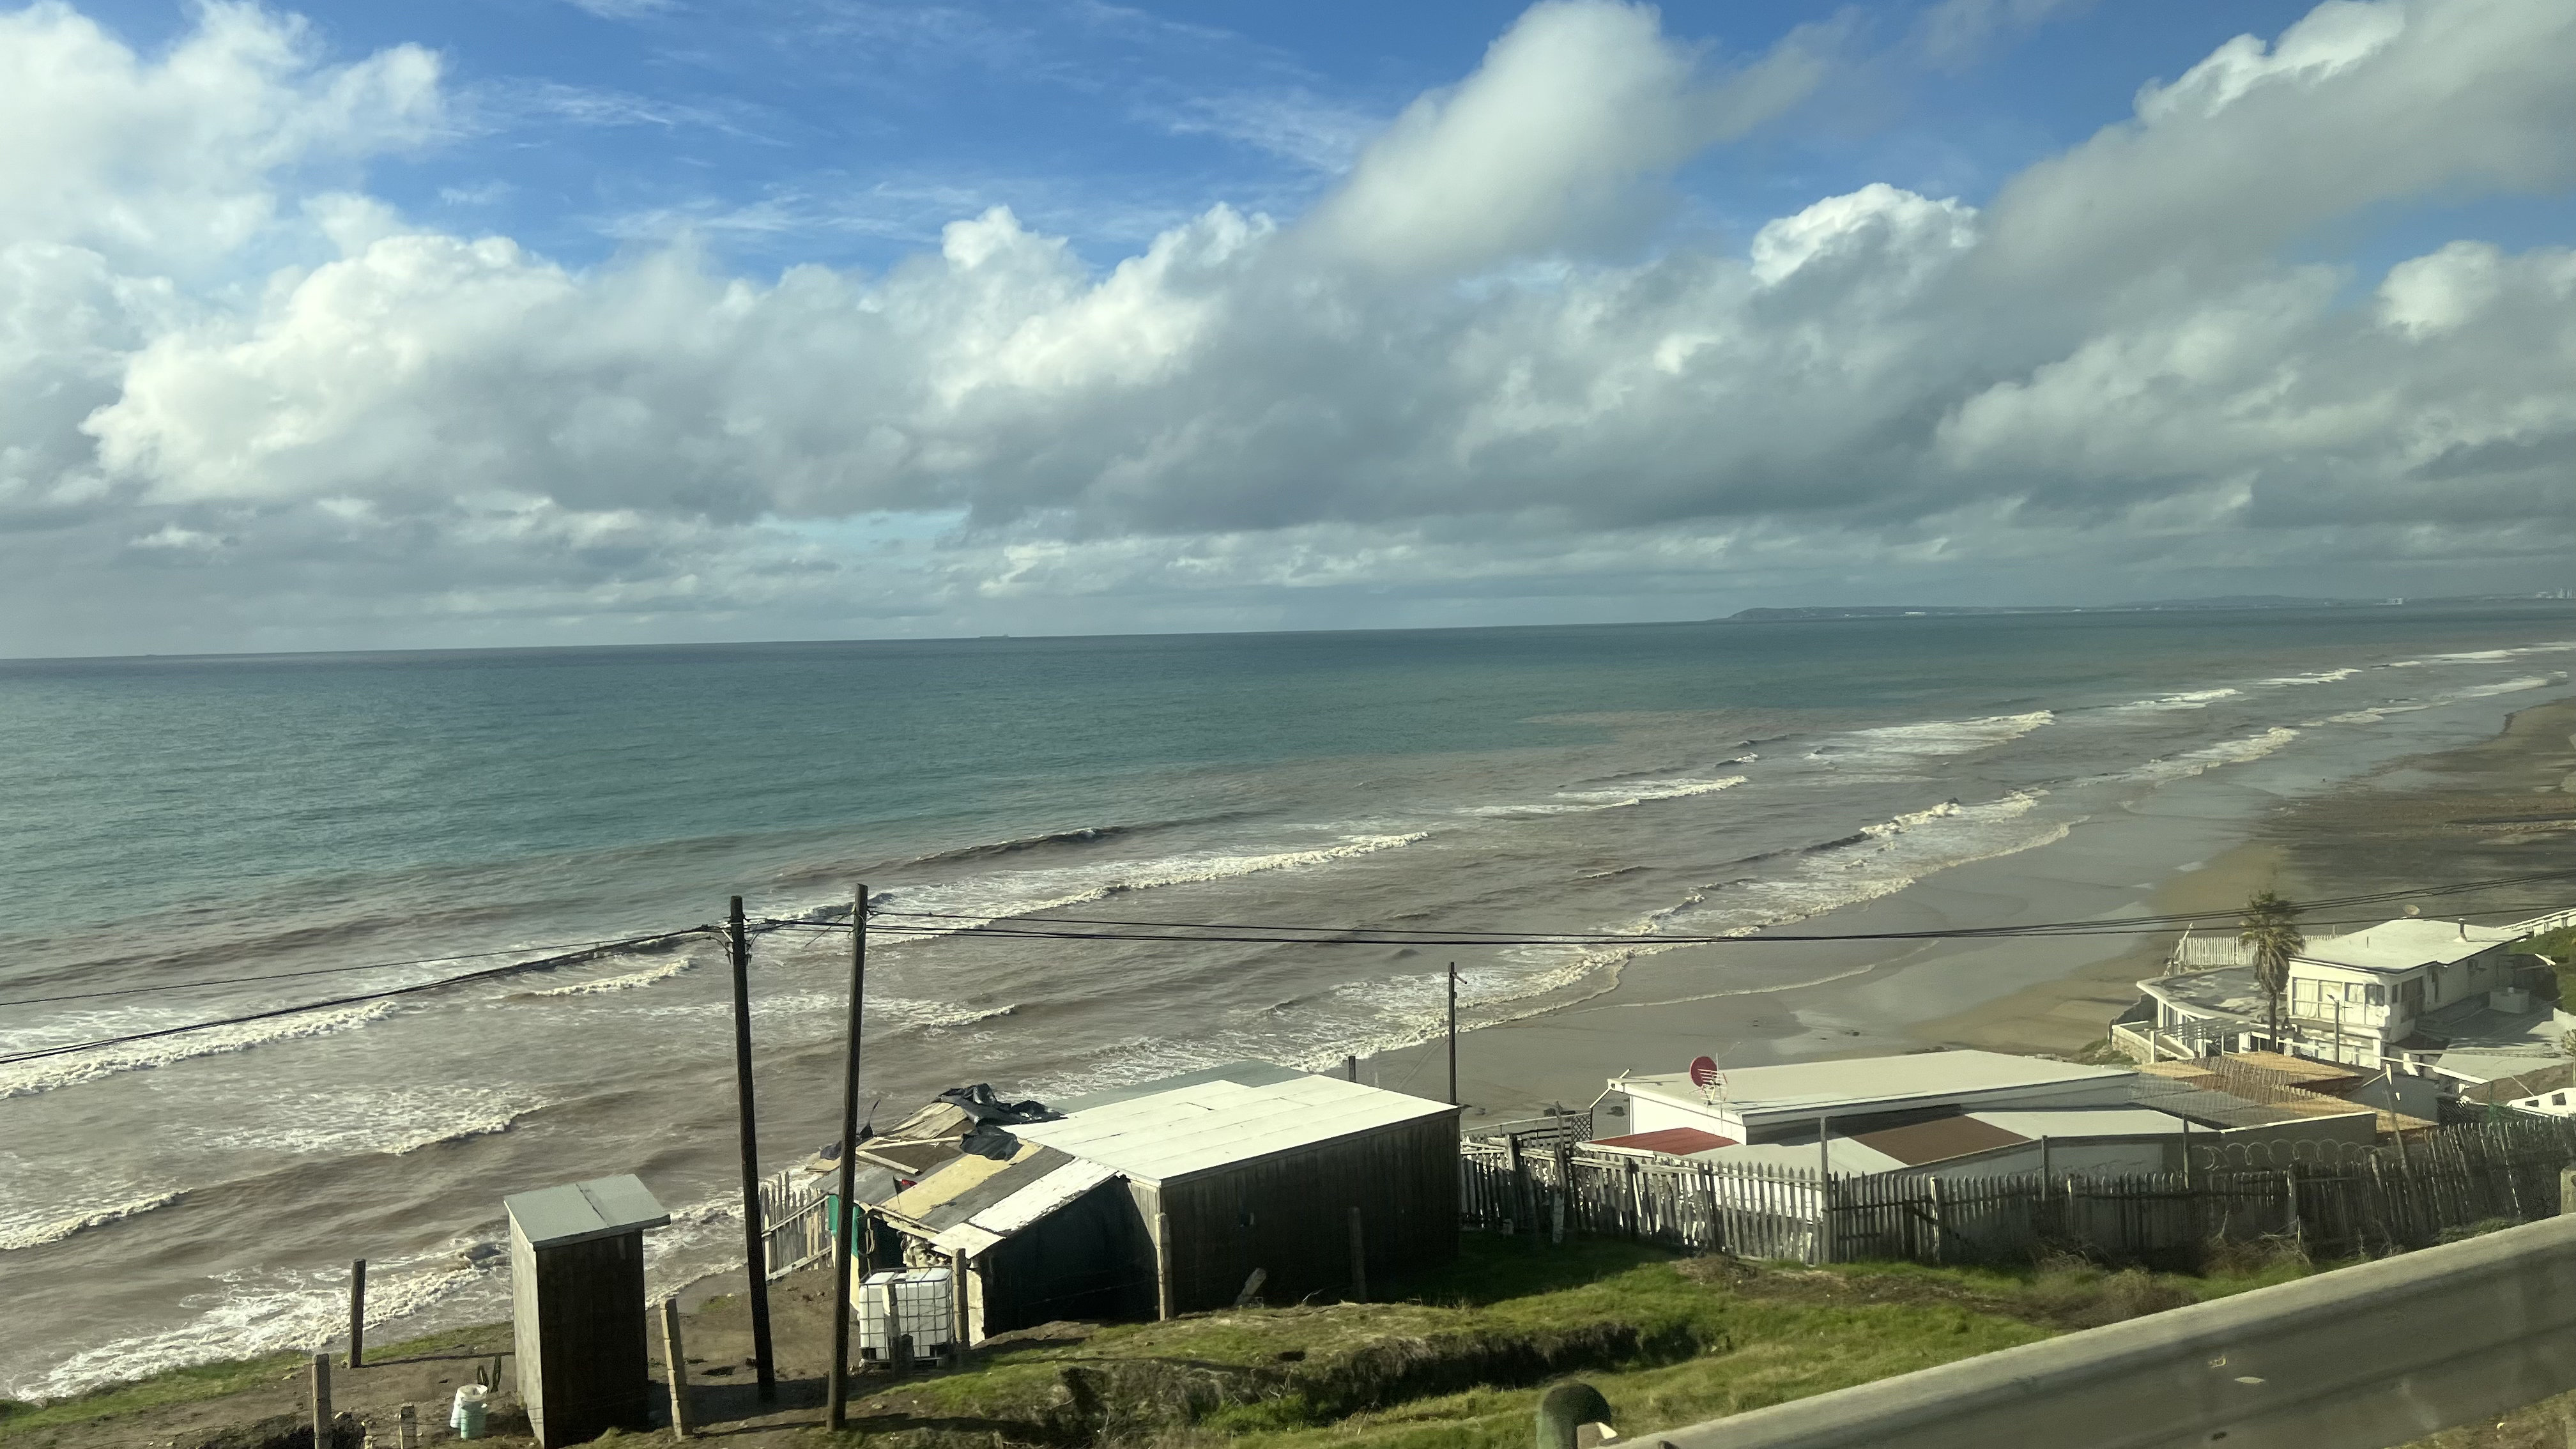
left=728, top=896, right=777, bottom=1400
left=826, top=885, right=869, bottom=1430
left=1446, top=962, right=1459, bottom=1107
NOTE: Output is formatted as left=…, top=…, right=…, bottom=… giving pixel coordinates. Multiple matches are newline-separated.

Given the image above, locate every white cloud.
left=2, top=0, right=2575, bottom=655
left=0, top=1, right=441, bottom=270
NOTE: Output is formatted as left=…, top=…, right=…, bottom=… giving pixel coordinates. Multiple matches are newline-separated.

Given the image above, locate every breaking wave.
left=0, top=1002, right=401, bottom=1101
left=0, top=1192, right=185, bottom=1254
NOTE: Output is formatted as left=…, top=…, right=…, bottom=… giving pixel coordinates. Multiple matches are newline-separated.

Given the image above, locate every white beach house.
left=1588, top=1049, right=2140, bottom=1149
left=2132, top=917, right=2535, bottom=1070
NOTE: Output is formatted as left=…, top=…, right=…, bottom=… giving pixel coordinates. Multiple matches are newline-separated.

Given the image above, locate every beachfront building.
left=861, top=1062, right=1460, bottom=1342
left=2126, top=917, right=2542, bottom=1071
left=1593, top=1107, right=2200, bottom=1183
left=1588, top=1048, right=2141, bottom=1151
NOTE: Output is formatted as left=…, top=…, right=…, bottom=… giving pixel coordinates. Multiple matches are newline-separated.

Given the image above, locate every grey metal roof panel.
left=505, top=1174, right=670, bottom=1249
left=1016, top=1071, right=1458, bottom=1184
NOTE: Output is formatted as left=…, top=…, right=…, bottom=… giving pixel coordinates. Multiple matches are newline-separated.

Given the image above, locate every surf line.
left=1553, top=962, right=1878, bottom=1015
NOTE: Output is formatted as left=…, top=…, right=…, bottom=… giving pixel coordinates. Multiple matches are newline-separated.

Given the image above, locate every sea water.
left=4, top=604, right=2575, bottom=1395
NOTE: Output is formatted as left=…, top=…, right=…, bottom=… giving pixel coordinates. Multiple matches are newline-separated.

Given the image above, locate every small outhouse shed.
left=504, top=1174, right=670, bottom=1448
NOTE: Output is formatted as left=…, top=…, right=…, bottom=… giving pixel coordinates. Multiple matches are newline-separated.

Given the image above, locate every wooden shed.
left=870, top=1062, right=1460, bottom=1337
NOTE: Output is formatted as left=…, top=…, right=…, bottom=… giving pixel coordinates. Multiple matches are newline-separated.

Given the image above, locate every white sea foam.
left=2109, top=687, right=2242, bottom=712
left=880, top=831, right=1430, bottom=938
left=2451, top=673, right=2564, bottom=698
left=1821, top=712, right=2055, bottom=768
left=873, top=999, right=1021, bottom=1031
left=0, top=1191, right=184, bottom=1254
left=2120, top=726, right=2301, bottom=783
left=523, top=956, right=698, bottom=997
left=15, top=1243, right=494, bottom=1401
left=1469, top=775, right=1749, bottom=816
left=2386, top=642, right=2576, bottom=668
left=210, top=1087, right=533, bottom=1157
left=2257, top=668, right=2359, bottom=687
left=0, top=1001, right=401, bottom=1101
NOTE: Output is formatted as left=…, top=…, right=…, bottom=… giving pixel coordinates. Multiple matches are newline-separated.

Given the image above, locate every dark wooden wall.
left=512, top=1232, right=650, bottom=1448
left=979, top=1179, right=1157, bottom=1335
left=1154, top=1112, right=1460, bottom=1313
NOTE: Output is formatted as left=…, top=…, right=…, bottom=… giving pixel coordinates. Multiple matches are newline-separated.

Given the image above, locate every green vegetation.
left=0, top=1323, right=510, bottom=1444
left=0, top=1354, right=307, bottom=1441
left=2513, top=926, right=2576, bottom=1004
left=832, top=1237, right=2320, bottom=1448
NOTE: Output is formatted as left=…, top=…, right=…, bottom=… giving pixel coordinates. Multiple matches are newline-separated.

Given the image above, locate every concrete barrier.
left=1654, top=1209, right=2576, bottom=1449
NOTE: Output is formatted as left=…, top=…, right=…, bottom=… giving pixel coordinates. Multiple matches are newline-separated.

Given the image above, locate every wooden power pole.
left=728, top=896, right=777, bottom=1399
left=1446, top=962, right=1459, bottom=1106
left=826, top=885, right=869, bottom=1429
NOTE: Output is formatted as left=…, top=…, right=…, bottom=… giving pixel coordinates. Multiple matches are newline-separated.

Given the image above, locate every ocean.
left=5, top=604, right=2575, bottom=1397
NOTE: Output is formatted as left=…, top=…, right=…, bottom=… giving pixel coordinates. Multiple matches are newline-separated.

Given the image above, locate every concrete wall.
left=1654, top=1203, right=2576, bottom=1449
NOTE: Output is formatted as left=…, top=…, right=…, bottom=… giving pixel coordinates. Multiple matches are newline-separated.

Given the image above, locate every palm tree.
left=2240, top=890, right=2306, bottom=1054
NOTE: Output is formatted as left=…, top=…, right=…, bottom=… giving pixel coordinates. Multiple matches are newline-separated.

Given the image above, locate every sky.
left=3, top=0, right=2573, bottom=656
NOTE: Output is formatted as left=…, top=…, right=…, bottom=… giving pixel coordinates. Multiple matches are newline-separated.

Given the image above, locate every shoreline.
left=1363, top=694, right=2576, bottom=1121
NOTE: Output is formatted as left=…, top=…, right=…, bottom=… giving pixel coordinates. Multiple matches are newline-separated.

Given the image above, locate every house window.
left=2365, top=985, right=2386, bottom=1006
left=2556, top=1094, right=2567, bottom=1107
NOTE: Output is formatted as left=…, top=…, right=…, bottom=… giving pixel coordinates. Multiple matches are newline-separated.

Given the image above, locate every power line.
left=0, top=926, right=718, bottom=1068
left=0, top=934, right=688, bottom=1009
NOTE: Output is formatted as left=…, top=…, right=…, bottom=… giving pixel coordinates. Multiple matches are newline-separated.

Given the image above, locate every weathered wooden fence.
left=1460, top=1116, right=2576, bottom=1266
left=759, top=1167, right=836, bottom=1281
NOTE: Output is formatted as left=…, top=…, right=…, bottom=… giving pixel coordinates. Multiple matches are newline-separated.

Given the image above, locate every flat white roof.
left=1620, top=1050, right=2133, bottom=1118
left=2300, top=919, right=2517, bottom=974
left=1969, top=1109, right=2190, bottom=1140
left=1013, top=1071, right=1456, bottom=1184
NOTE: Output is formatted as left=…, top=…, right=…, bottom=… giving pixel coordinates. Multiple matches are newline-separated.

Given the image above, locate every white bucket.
left=449, top=1384, right=489, bottom=1440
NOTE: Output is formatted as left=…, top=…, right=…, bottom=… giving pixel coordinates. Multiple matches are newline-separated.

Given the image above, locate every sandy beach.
left=1365, top=695, right=2576, bottom=1123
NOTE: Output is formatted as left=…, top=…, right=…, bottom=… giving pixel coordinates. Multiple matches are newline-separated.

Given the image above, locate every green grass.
left=835, top=1237, right=2320, bottom=1448
left=0, top=1323, right=512, bottom=1443
left=0, top=1354, right=307, bottom=1441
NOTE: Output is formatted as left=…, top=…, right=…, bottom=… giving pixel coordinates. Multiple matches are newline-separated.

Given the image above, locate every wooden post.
left=826, top=884, right=868, bottom=1430
left=1346, top=1207, right=1368, bottom=1303
left=347, top=1259, right=365, bottom=1369
left=1446, top=962, right=1459, bottom=1106
left=1815, top=1116, right=1832, bottom=1266
left=949, top=1250, right=972, bottom=1362
left=395, top=1404, right=417, bottom=1449
left=1154, top=1209, right=1176, bottom=1321
left=1551, top=1109, right=1572, bottom=1246
left=659, top=1296, right=693, bottom=1437
left=309, top=1353, right=332, bottom=1449
left=1344, top=1054, right=1358, bottom=1082
left=1504, top=1134, right=1524, bottom=1235
left=727, top=896, right=778, bottom=1400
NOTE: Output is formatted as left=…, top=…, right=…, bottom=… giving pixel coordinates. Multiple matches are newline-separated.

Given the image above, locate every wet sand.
left=1362, top=697, right=2576, bottom=1123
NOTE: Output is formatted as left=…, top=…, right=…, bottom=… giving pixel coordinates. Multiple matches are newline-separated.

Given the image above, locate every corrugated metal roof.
left=1013, top=1069, right=1457, bottom=1184
left=1851, top=1115, right=2028, bottom=1166
left=926, top=1157, right=1121, bottom=1256
left=1620, top=1049, right=2131, bottom=1117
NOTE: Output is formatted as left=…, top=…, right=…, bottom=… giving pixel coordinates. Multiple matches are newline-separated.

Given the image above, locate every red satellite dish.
left=1689, top=1055, right=1721, bottom=1089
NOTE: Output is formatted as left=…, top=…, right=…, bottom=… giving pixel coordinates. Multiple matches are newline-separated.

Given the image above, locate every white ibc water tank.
left=855, top=1267, right=953, bottom=1362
